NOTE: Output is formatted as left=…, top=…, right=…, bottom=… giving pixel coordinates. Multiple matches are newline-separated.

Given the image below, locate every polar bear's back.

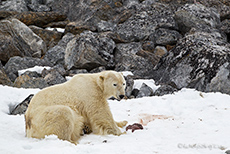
left=28, top=73, right=101, bottom=109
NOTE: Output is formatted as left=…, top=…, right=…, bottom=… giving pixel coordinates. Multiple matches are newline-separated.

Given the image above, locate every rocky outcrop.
left=0, top=0, right=230, bottom=96
left=153, top=30, right=230, bottom=94
left=0, top=18, right=46, bottom=62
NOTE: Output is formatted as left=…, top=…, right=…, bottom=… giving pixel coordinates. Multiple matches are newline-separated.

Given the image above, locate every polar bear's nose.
left=119, top=95, right=125, bottom=99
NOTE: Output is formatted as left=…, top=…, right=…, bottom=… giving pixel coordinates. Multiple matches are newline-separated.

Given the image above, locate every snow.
left=133, top=79, right=160, bottom=91
left=0, top=83, right=230, bottom=154
left=121, top=71, right=134, bottom=77
left=18, top=66, right=51, bottom=76
left=45, top=27, right=65, bottom=33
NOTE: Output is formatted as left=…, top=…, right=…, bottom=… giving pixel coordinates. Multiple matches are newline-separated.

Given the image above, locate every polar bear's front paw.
left=107, top=127, right=122, bottom=136
left=116, top=120, right=128, bottom=128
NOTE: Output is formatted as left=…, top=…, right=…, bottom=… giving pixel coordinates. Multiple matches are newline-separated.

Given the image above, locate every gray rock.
left=46, top=0, right=91, bottom=21
left=65, top=31, right=115, bottom=71
left=44, top=33, right=75, bottom=66
left=65, top=21, right=97, bottom=35
left=21, top=71, right=41, bottom=78
left=149, top=28, right=182, bottom=45
left=9, top=94, right=34, bottom=115
left=0, top=10, right=18, bottom=19
left=154, top=46, right=168, bottom=57
left=96, top=20, right=117, bottom=32
left=90, top=66, right=106, bottom=73
left=0, top=61, right=12, bottom=86
left=153, top=84, right=178, bottom=96
left=220, top=19, right=230, bottom=34
left=14, top=74, right=48, bottom=89
left=115, top=3, right=177, bottom=42
left=4, top=56, right=52, bottom=82
left=198, top=0, right=230, bottom=20
left=29, top=25, right=63, bottom=50
left=68, top=69, right=88, bottom=76
left=51, top=64, right=66, bottom=76
left=0, top=18, right=46, bottom=62
left=205, top=62, right=230, bottom=94
left=114, top=42, right=160, bottom=77
left=0, top=0, right=28, bottom=12
left=27, top=0, right=51, bottom=12
left=153, top=30, right=230, bottom=94
left=124, top=75, right=134, bottom=98
left=226, top=150, right=230, bottom=154
left=42, top=69, right=66, bottom=86
left=46, top=0, right=124, bottom=23
left=136, top=83, right=153, bottom=98
left=123, top=0, right=139, bottom=8
left=175, top=4, right=220, bottom=34
left=11, top=11, right=67, bottom=27
left=142, top=41, right=155, bottom=53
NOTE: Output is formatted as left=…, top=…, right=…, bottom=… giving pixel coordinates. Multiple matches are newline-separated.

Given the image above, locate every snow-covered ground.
left=0, top=80, right=229, bottom=154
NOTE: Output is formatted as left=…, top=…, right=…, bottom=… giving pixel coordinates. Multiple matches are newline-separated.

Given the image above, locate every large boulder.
left=11, top=11, right=67, bottom=27
left=0, top=0, right=28, bottom=12
left=153, top=30, right=230, bottom=94
left=4, top=56, right=52, bottom=82
left=175, top=4, right=221, bottom=34
left=46, top=0, right=123, bottom=22
left=65, top=31, right=115, bottom=71
left=114, top=3, right=177, bottom=42
left=14, top=74, right=48, bottom=89
left=114, top=42, right=160, bottom=77
left=41, top=65, right=66, bottom=86
left=44, top=33, right=75, bottom=66
left=0, top=18, right=46, bottom=62
left=29, top=26, right=63, bottom=49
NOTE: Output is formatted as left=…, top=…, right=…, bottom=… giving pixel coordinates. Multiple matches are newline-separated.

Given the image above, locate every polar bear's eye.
left=113, top=84, right=117, bottom=86
left=123, top=83, right=125, bottom=86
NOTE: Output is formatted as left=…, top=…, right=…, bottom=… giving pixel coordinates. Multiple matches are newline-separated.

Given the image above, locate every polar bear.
left=25, top=71, right=128, bottom=144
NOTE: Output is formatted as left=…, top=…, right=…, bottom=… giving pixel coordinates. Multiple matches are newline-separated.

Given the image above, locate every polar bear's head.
left=99, top=71, right=126, bottom=100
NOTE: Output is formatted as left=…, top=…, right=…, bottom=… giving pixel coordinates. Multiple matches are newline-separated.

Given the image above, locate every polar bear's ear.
left=100, top=76, right=104, bottom=81
left=98, top=76, right=104, bottom=91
